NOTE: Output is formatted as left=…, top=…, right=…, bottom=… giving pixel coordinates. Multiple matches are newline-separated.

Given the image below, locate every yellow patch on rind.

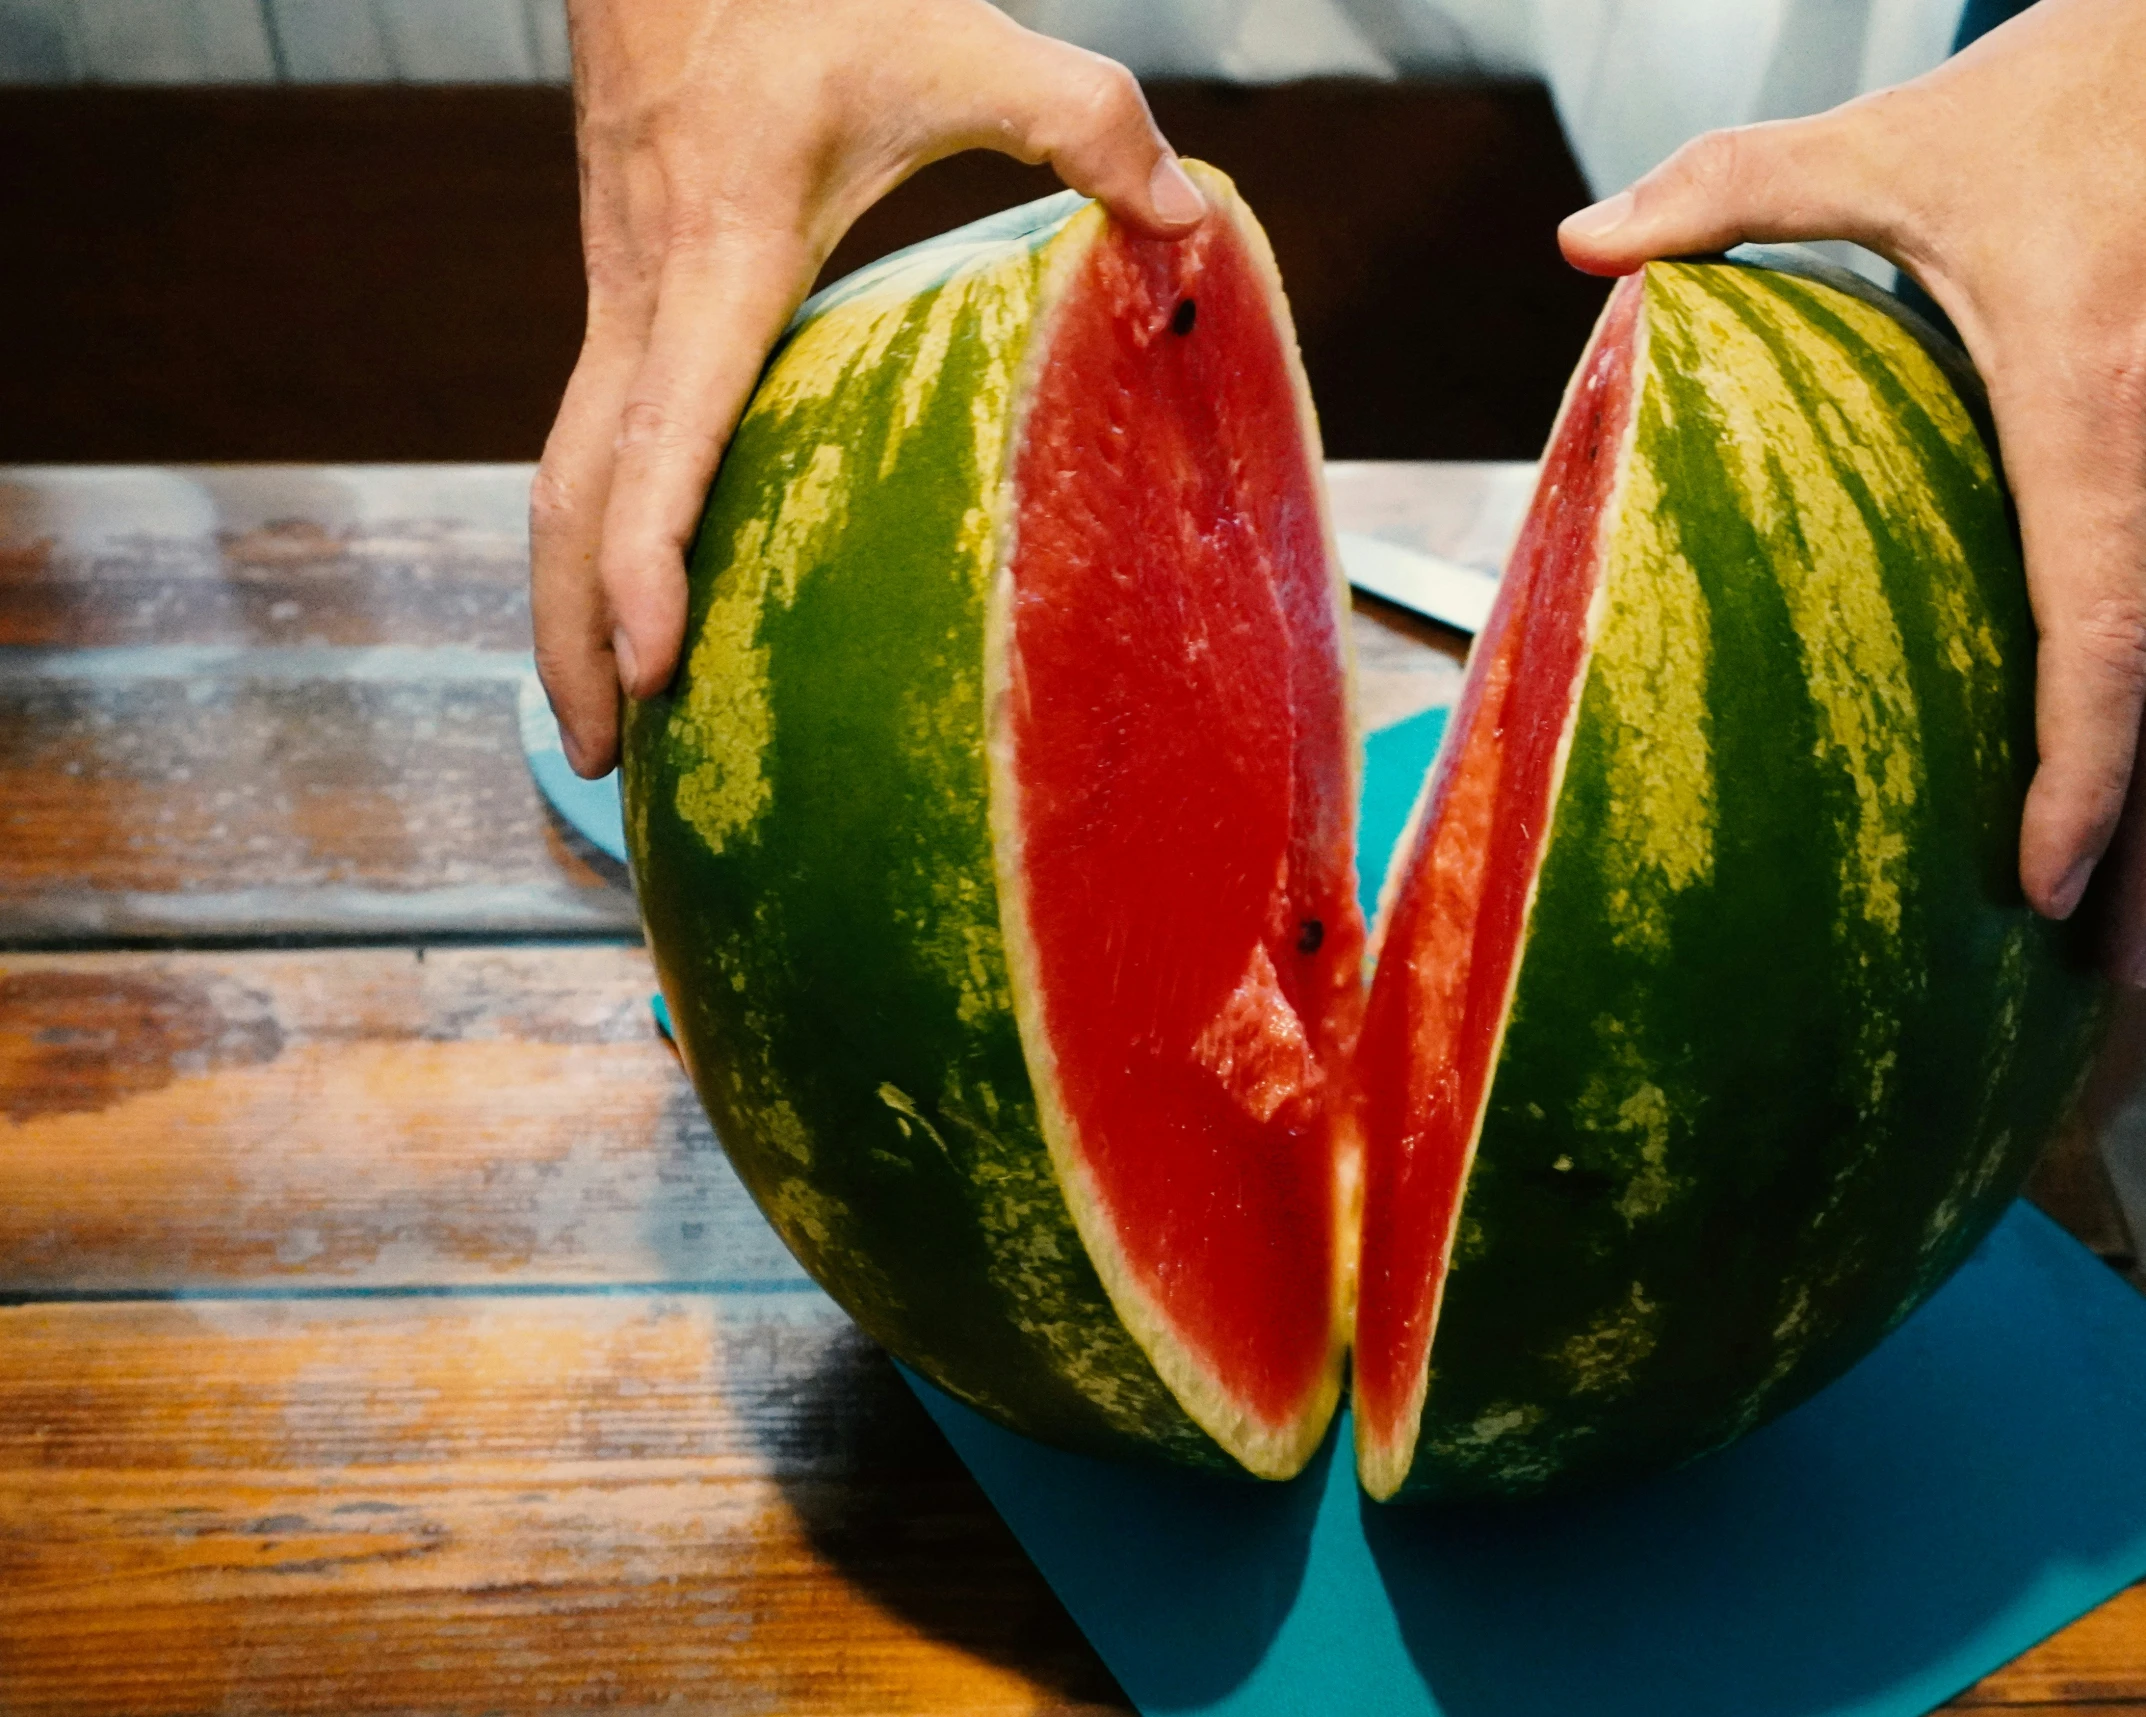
left=1557, top=1281, right=1660, bottom=1395
left=1588, top=451, right=1717, bottom=953
left=1648, top=264, right=1925, bottom=947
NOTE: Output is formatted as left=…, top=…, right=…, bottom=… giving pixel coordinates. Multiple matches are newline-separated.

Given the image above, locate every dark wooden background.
left=0, top=81, right=1609, bottom=465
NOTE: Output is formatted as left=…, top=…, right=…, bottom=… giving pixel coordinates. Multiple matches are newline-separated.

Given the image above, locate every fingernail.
left=1149, top=156, right=1205, bottom=227
left=613, top=627, right=641, bottom=697
left=2049, top=853, right=2097, bottom=919
left=1564, top=189, right=1635, bottom=241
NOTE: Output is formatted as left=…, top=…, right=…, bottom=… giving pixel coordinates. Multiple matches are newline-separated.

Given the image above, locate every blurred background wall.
left=0, top=0, right=567, bottom=82
left=0, top=0, right=1962, bottom=464
left=0, top=80, right=1609, bottom=464
left=0, top=0, right=1967, bottom=189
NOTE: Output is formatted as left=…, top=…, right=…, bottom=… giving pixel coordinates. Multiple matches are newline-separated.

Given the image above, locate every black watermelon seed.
left=1171, top=298, right=1197, bottom=336
left=1297, top=919, right=1323, bottom=954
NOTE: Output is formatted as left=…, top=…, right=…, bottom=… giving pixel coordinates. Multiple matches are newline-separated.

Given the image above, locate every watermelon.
left=1352, top=255, right=2108, bottom=1502
left=622, top=165, right=1362, bottom=1480
left=626, top=168, right=2107, bottom=1497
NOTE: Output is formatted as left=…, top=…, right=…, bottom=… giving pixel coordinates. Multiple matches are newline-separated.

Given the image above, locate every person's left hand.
left=534, top=0, right=1206, bottom=779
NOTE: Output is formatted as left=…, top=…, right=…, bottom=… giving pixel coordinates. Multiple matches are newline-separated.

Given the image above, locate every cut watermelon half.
left=635, top=193, right=2094, bottom=1494
left=630, top=167, right=1361, bottom=1480
left=1348, top=253, right=2094, bottom=1505
left=1353, top=276, right=1642, bottom=1498
left=991, top=189, right=1364, bottom=1477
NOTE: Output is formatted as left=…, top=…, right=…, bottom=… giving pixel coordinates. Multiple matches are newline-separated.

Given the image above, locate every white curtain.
left=998, top=0, right=1968, bottom=193
left=1, top=0, right=1966, bottom=191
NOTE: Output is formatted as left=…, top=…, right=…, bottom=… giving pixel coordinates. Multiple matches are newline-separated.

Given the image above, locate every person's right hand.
left=534, top=0, right=1206, bottom=777
left=1556, top=0, right=2146, bottom=973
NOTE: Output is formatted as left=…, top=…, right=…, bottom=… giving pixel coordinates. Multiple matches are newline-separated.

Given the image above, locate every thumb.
left=941, top=24, right=1205, bottom=236
left=1558, top=103, right=1907, bottom=276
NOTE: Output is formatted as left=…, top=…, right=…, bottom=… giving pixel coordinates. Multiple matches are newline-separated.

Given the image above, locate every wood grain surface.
left=0, top=465, right=535, bottom=651
left=3, top=939, right=2141, bottom=1714
left=0, top=946, right=796, bottom=1292
left=0, top=465, right=629, bottom=941
left=0, top=465, right=1464, bottom=944
left=4, top=462, right=2142, bottom=1715
left=0, top=1295, right=1126, bottom=1717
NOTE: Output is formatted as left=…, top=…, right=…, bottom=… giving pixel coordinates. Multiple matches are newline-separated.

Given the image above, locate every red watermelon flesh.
left=1352, top=279, right=1641, bottom=1464
left=997, top=212, right=1363, bottom=1450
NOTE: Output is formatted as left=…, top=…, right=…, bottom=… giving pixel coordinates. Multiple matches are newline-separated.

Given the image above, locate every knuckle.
left=531, top=639, right=581, bottom=701
left=658, top=194, right=731, bottom=260
left=612, top=394, right=729, bottom=475
left=581, top=228, right=641, bottom=292
left=655, top=184, right=794, bottom=265
left=2069, top=591, right=2146, bottom=683
left=1054, top=55, right=1148, bottom=146
left=2094, top=326, right=2146, bottom=423
left=528, top=460, right=582, bottom=544
left=1088, top=59, right=1147, bottom=124
left=614, top=397, right=691, bottom=455
left=1671, top=128, right=1745, bottom=203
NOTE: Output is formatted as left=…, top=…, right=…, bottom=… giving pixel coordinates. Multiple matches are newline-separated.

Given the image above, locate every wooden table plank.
left=0, top=463, right=1501, bottom=661
left=2, top=1290, right=2140, bottom=1715
left=0, top=1295, right=1126, bottom=1717
left=0, top=464, right=1467, bottom=944
left=0, top=466, right=639, bottom=940
left=1955, top=1585, right=2146, bottom=1705
left=0, top=945, right=801, bottom=1292
left=0, top=466, right=534, bottom=651
left=6, top=942, right=2127, bottom=1297
left=0, top=465, right=630, bottom=942
left=0, top=667, right=636, bottom=942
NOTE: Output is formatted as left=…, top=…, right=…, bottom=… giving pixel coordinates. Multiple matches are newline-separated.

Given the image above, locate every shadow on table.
left=732, top=1320, right=1139, bottom=1708
left=1363, top=1216, right=2146, bottom=1717
left=723, top=1303, right=1328, bottom=1709
left=899, top=1372, right=1334, bottom=1711
left=657, top=1076, right=1319, bottom=1703
left=637, top=1087, right=1126, bottom=1696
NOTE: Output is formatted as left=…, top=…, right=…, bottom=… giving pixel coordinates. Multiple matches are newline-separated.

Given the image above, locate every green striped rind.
left=1388, top=260, right=2107, bottom=1500
left=622, top=191, right=1230, bottom=1470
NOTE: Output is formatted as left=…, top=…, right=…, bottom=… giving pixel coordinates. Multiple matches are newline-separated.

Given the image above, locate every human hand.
left=534, top=0, right=1205, bottom=776
left=1556, top=0, right=2146, bottom=976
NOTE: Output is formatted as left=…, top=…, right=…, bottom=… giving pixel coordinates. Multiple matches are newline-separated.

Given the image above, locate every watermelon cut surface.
left=997, top=206, right=1361, bottom=1465
left=1354, top=258, right=2105, bottom=1502
left=1353, top=278, right=1640, bottom=1484
left=625, top=166, right=1357, bottom=1479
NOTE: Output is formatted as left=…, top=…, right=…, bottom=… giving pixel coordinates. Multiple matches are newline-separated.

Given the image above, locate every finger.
left=1557, top=99, right=1911, bottom=276
left=599, top=228, right=819, bottom=701
left=2009, top=392, right=2146, bottom=918
left=2021, top=592, right=2146, bottom=920
left=937, top=23, right=1205, bottom=236
left=2098, top=737, right=2146, bottom=985
left=533, top=128, right=665, bottom=777
left=532, top=326, right=641, bottom=777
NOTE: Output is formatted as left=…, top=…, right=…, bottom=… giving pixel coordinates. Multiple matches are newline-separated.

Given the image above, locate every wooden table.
left=3, top=462, right=2142, bottom=1715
